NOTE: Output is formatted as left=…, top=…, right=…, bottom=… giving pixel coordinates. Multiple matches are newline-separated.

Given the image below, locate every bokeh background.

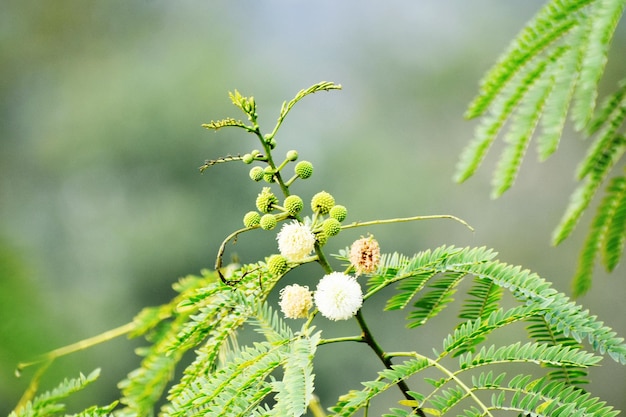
left=2, top=1, right=625, bottom=415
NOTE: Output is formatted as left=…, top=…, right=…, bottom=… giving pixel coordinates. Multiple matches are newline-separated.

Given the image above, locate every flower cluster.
left=278, top=271, right=364, bottom=321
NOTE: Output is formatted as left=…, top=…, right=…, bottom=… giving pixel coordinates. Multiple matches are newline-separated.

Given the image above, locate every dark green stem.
left=253, top=128, right=291, bottom=197
left=355, top=309, right=425, bottom=417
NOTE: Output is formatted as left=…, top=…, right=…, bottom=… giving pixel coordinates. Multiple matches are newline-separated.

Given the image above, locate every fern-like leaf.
left=526, top=315, right=590, bottom=385
left=10, top=370, right=102, bottom=417
left=458, top=276, right=504, bottom=323
left=490, top=47, right=564, bottom=197
left=571, top=173, right=626, bottom=295
left=328, top=358, right=431, bottom=416
left=571, top=0, right=626, bottom=130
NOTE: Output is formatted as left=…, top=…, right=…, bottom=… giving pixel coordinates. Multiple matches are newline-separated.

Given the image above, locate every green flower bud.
left=260, top=214, right=277, bottom=230
left=250, top=149, right=261, bottom=157
left=329, top=205, right=348, bottom=222
left=284, top=195, right=304, bottom=216
left=316, top=230, right=329, bottom=246
left=243, top=211, right=261, bottom=227
left=249, top=166, right=264, bottom=182
left=311, top=191, right=335, bottom=214
left=267, top=254, right=288, bottom=275
left=263, top=166, right=275, bottom=183
left=322, top=218, right=341, bottom=237
left=256, top=187, right=278, bottom=213
left=242, top=153, right=254, bottom=164
left=295, top=161, right=313, bottom=179
left=286, top=150, right=298, bottom=161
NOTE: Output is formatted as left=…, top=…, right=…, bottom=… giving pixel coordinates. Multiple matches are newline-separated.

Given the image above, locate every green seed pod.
left=249, top=166, right=264, bottom=182
left=267, top=254, right=288, bottom=275
left=311, top=191, right=335, bottom=214
left=242, top=153, right=254, bottom=164
left=286, top=150, right=298, bottom=161
left=322, top=218, right=341, bottom=237
left=256, top=187, right=278, bottom=213
left=243, top=211, right=261, bottom=228
left=284, top=195, right=304, bottom=216
left=260, top=214, right=277, bottom=230
left=329, top=205, right=348, bottom=222
left=294, top=161, right=313, bottom=179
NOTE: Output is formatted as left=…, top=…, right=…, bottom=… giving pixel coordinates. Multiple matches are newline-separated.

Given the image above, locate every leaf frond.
left=10, top=370, right=101, bottom=417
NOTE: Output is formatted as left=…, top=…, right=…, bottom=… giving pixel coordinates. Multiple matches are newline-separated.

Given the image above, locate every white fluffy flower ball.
left=276, top=221, right=316, bottom=262
left=314, top=272, right=363, bottom=321
left=279, top=284, right=313, bottom=319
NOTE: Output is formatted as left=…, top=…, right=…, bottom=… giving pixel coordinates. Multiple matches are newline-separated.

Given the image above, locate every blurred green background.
left=2, top=1, right=625, bottom=415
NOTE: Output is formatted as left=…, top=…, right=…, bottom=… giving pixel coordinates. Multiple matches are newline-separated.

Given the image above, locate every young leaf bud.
left=260, top=214, right=277, bottom=230
left=249, top=166, right=264, bottom=182
left=243, top=211, right=261, bottom=228
left=284, top=195, right=304, bottom=216
left=256, top=187, right=278, bottom=213
left=294, top=161, right=313, bottom=179
left=329, top=205, right=348, bottom=222
left=311, top=191, right=335, bottom=214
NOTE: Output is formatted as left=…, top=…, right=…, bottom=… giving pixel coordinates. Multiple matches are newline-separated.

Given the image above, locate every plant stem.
left=354, top=310, right=426, bottom=417
left=16, top=321, right=136, bottom=373
left=341, top=214, right=474, bottom=232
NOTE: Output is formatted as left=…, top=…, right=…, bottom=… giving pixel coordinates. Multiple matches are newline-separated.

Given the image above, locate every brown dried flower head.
left=349, top=235, right=381, bottom=275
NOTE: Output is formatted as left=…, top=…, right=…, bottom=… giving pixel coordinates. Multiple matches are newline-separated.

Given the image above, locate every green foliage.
left=11, top=81, right=626, bottom=417
left=456, top=0, right=626, bottom=295
left=10, top=370, right=116, bottom=417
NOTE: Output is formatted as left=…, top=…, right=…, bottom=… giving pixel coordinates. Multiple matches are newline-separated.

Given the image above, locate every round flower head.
left=267, top=254, right=288, bottom=275
left=314, top=272, right=363, bottom=321
left=256, top=187, right=278, bottom=213
left=249, top=166, right=264, bottom=182
left=329, top=205, right=348, bottom=222
left=276, top=221, right=316, bottom=262
left=311, top=191, right=335, bottom=214
left=284, top=195, right=304, bottom=216
left=294, top=161, right=313, bottom=179
left=243, top=211, right=261, bottom=228
left=322, top=218, right=341, bottom=237
left=349, top=236, right=381, bottom=275
left=279, top=284, right=313, bottom=319
left=260, top=214, right=277, bottom=230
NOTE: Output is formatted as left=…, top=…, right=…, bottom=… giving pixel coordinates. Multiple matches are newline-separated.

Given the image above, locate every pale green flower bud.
left=322, top=218, right=341, bottom=237
left=295, top=161, right=313, bottom=179
left=243, top=211, right=261, bottom=227
left=267, top=254, right=288, bottom=275
left=260, top=214, right=277, bottom=230
left=311, top=191, right=335, bottom=214
left=284, top=195, right=304, bottom=216
left=256, top=187, right=278, bottom=213
left=249, top=166, right=264, bottom=182
left=329, top=205, right=348, bottom=222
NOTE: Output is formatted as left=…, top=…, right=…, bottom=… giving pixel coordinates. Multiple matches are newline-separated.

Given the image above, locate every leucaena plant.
left=11, top=82, right=626, bottom=417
